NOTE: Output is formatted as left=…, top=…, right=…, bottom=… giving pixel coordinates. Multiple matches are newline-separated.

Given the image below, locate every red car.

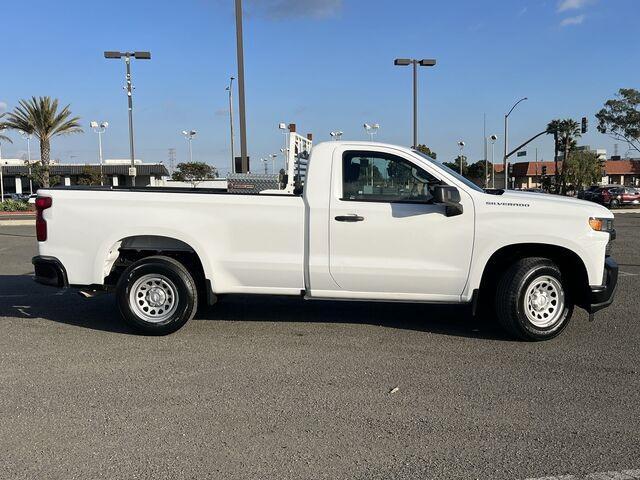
left=595, top=186, right=640, bottom=208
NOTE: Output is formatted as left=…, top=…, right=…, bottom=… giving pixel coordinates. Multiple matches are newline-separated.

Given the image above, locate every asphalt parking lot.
left=1, top=217, right=639, bottom=480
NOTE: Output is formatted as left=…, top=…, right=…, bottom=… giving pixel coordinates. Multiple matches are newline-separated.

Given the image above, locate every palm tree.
left=546, top=119, right=562, bottom=191
left=0, top=113, right=13, bottom=145
left=547, top=119, right=581, bottom=194
left=3, top=97, right=82, bottom=187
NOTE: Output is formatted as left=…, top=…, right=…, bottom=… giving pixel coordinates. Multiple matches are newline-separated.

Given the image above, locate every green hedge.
left=0, top=199, right=31, bottom=212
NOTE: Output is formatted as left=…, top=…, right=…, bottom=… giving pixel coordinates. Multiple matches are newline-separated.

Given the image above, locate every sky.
left=1, top=0, right=639, bottom=174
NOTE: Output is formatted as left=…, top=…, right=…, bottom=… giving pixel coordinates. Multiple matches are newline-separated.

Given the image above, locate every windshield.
left=414, top=150, right=485, bottom=193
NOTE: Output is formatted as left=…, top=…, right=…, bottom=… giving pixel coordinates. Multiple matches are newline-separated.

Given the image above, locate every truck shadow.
left=0, top=274, right=508, bottom=340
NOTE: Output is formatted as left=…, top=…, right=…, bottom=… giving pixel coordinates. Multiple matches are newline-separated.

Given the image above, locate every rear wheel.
left=609, top=198, right=619, bottom=209
left=117, top=256, right=198, bottom=335
left=495, top=257, right=573, bottom=341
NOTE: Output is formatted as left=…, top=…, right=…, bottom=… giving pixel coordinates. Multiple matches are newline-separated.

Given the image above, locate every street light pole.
left=20, top=131, right=33, bottom=194
left=226, top=76, right=235, bottom=174
left=269, top=153, right=277, bottom=174
left=457, top=141, right=465, bottom=175
left=504, top=97, right=528, bottom=190
left=235, top=0, right=249, bottom=173
left=489, top=134, right=497, bottom=188
left=182, top=130, right=197, bottom=163
left=104, top=51, right=151, bottom=185
left=91, top=121, right=109, bottom=186
left=0, top=139, right=4, bottom=202
left=393, top=58, right=436, bottom=149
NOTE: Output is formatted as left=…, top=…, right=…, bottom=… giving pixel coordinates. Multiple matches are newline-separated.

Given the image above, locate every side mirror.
left=433, top=185, right=463, bottom=217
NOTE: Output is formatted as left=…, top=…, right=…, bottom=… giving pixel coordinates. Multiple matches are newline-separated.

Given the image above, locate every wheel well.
left=479, top=243, right=590, bottom=307
left=104, top=235, right=211, bottom=302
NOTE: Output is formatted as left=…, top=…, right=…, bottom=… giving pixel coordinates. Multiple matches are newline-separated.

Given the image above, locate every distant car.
left=594, top=186, right=640, bottom=208
left=1, top=193, right=28, bottom=202
left=578, top=186, right=600, bottom=201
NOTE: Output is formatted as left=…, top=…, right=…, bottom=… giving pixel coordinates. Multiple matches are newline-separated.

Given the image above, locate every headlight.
left=589, top=217, right=614, bottom=232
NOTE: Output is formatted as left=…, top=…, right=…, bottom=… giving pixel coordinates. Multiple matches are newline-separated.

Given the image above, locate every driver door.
left=328, top=147, right=474, bottom=300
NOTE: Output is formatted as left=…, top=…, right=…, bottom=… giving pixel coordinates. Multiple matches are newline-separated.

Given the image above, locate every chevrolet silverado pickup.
left=32, top=141, right=618, bottom=340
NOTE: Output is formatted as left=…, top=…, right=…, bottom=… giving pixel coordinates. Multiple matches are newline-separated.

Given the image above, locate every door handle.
left=335, top=214, right=364, bottom=222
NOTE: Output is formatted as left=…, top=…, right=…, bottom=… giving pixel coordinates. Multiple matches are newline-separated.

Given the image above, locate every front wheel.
left=495, top=257, right=573, bottom=341
left=609, top=199, right=619, bottom=209
left=117, top=256, right=198, bottom=335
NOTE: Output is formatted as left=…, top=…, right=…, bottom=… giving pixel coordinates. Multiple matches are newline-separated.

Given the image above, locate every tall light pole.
left=226, top=76, right=235, bottom=174
left=457, top=141, right=465, bottom=175
left=0, top=129, right=6, bottom=202
left=104, top=51, right=151, bottom=185
left=330, top=131, right=343, bottom=141
left=489, top=134, right=498, bottom=188
left=393, top=58, right=437, bottom=149
left=234, top=0, right=249, bottom=173
left=182, top=130, right=197, bottom=163
left=19, top=130, right=33, bottom=194
left=261, top=157, right=268, bottom=174
left=269, top=153, right=278, bottom=174
left=279, top=123, right=289, bottom=173
left=364, top=123, right=380, bottom=141
left=90, top=121, right=109, bottom=186
left=504, top=97, right=528, bottom=190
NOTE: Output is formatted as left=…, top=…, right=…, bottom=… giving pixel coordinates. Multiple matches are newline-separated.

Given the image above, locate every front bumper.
left=32, top=256, right=68, bottom=288
left=585, top=256, right=618, bottom=314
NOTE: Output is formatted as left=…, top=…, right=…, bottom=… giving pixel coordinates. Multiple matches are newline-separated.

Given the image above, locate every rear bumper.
left=585, top=256, right=618, bottom=314
left=32, top=256, right=68, bottom=288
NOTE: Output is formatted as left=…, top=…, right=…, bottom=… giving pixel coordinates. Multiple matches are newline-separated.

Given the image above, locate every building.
left=493, top=158, right=640, bottom=190
left=0, top=159, right=169, bottom=194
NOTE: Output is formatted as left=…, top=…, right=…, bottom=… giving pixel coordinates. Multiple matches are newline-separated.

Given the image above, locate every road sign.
left=128, top=167, right=137, bottom=177
left=517, top=151, right=527, bottom=157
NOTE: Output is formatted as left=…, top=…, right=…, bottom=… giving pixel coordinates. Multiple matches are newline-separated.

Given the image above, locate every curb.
left=0, top=220, right=35, bottom=226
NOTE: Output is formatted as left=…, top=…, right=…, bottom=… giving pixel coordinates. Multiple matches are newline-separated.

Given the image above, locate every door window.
left=342, top=151, right=441, bottom=203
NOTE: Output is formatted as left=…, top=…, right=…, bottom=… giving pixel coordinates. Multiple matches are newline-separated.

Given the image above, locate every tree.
left=3, top=97, right=82, bottom=188
left=415, top=144, right=437, bottom=159
left=171, top=162, right=217, bottom=187
left=443, top=155, right=467, bottom=175
left=546, top=119, right=562, bottom=190
left=546, top=118, right=581, bottom=194
left=27, top=161, right=62, bottom=188
left=563, top=150, right=602, bottom=191
left=596, top=88, right=640, bottom=154
left=76, top=166, right=103, bottom=186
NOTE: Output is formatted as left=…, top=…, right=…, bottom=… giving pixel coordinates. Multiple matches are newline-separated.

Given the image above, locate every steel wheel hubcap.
left=129, top=274, right=178, bottom=323
left=524, top=275, right=565, bottom=328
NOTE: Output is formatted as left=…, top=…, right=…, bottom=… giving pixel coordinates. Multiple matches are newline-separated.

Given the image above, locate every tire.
left=495, top=257, right=573, bottom=341
left=116, top=256, right=198, bottom=335
left=609, top=199, right=619, bottom=209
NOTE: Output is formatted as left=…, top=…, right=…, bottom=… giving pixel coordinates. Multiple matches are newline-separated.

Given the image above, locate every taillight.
left=35, top=196, right=52, bottom=241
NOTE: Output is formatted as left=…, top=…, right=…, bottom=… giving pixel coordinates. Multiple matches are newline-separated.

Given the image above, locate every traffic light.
left=542, top=166, right=547, bottom=176
left=508, top=164, right=513, bottom=176
left=581, top=116, right=588, bottom=134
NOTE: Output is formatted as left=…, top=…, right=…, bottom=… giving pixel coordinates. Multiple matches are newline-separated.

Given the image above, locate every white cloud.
left=246, top=0, right=342, bottom=19
left=557, top=0, right=592, bottom=12
left=560, top=14, right=586, bottom=25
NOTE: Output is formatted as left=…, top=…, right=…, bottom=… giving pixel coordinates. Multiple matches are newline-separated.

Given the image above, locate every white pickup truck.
left=32, top=141, right=618, bottom=341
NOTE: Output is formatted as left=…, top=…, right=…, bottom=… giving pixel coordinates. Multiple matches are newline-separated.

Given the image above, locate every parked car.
left=32, top=141, right=617, bottom=341
left=578, top=186, right=600, bottom=201
left=594, top=186, right=640, bottom=208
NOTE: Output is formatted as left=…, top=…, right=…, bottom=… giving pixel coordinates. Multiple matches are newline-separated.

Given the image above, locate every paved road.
left=0, top=217, right=639, bottom=480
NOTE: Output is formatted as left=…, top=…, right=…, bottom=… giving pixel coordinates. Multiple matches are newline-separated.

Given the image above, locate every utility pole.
left=235, top=0, right=249, bottom=173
